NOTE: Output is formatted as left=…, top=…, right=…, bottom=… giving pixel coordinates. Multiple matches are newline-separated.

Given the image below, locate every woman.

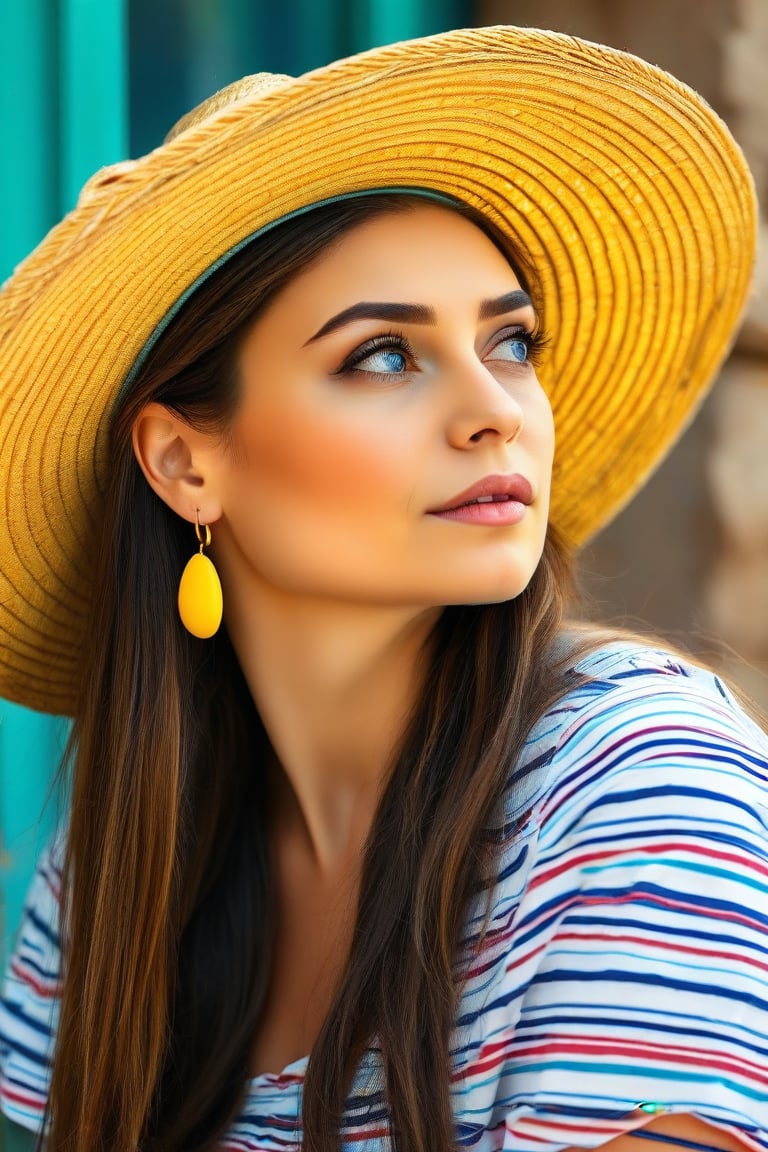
left=0, top=25, right=765, bottom=1152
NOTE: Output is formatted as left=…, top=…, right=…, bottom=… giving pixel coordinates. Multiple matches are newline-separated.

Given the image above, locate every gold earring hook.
left=194, top=508, right=211, bottom=552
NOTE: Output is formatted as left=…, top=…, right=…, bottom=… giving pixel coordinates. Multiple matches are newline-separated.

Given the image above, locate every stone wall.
left=477, top=0, right=768, bottom=708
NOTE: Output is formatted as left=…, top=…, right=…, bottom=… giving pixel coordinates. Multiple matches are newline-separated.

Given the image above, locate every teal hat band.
left=115, top=186, right=461, bottom=408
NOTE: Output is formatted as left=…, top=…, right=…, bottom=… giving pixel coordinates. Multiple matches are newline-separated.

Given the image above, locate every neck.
left=224, top=581, right=440, bottom=871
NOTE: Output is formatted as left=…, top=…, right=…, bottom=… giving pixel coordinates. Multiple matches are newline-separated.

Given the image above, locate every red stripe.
left=0, top=1083, right=46, bottom=1112
left=9, top=957, right=61, bottom=999
left=517, top=888, right=768, bottom=940
left=453, top=1030, right=768, bottom=1086
left=530, top=838, right=768, bottom=891
left=493, top=1036, right=768, bottom=1083
left=553, top=928, right=768, bottom=975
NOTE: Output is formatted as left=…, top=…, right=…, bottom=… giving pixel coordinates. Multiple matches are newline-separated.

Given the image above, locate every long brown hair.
left=48, top=193, right=581, bottom=1151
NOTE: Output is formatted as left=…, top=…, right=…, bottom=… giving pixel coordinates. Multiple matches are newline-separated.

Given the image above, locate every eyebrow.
left=478, top=289, right=533, bottom=320
left=305, top=290, right=534, bottom=344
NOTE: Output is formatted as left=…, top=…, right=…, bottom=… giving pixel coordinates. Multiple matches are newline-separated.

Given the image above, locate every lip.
left=428, top=473, right=533, bottom=515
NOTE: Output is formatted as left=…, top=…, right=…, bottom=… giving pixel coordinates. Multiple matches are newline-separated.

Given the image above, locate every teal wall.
left=1, top=3, right=127, bottom=1146
left=0, top=2, right=468, bottom=1146
left=128, top=0, right=468, bottom=154
left=0, top=0, right=127, bottom=921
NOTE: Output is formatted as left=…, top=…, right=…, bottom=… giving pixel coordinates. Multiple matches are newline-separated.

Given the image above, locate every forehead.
left=272, top=203, right=526, bottom=307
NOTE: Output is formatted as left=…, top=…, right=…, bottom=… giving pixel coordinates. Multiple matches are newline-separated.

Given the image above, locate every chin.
left=439, top=556, right=542, bottom=607
left=443, top=573, right=538, bottom=607
left=462, top=590, right=528, bottom=607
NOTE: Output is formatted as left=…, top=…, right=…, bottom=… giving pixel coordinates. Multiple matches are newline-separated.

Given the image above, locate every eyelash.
left=338, top=331, right=414, bottom=375
left=490, top=324, right=549, bottom=367
left=336, top=324, right=550, bottom=377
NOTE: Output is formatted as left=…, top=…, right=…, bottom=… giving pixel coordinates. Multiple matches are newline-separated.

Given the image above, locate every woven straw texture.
left=0, top=26, right=757, bottom=714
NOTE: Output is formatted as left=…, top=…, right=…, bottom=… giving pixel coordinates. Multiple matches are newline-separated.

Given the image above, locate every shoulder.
left=453, top=644, right=768, bottom=1146
left=488, top=639, right=768, bottom=1010
left=504, top=639, right=768, bottom=833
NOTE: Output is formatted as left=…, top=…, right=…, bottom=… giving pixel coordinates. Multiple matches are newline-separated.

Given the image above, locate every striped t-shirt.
left=2, top=643, right=768, bottom=1150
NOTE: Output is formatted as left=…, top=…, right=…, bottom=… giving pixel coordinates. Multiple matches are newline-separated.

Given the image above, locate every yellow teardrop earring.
left=177, top=510, right=224, bottom=638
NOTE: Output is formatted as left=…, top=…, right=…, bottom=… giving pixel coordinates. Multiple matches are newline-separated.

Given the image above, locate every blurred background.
left=1, top=2, right=766, bottom=1145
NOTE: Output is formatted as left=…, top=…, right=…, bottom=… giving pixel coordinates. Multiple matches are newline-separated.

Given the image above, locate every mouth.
left=428, top=473, right=533, bottom=514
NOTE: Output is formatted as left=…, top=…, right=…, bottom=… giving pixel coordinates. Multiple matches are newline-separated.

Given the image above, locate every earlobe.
left=132, top=402, right=221, bottom=524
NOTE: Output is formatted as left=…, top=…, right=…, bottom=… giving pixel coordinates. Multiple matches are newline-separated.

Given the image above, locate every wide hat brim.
left=0, top=25, right=757, bottom=715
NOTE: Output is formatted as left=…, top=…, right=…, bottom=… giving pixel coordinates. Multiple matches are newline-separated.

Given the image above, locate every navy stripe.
left=3, top=644, right=768, bottom=1150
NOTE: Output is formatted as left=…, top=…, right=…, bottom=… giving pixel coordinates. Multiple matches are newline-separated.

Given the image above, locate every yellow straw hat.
left=0, top=26, right=757, bottom=715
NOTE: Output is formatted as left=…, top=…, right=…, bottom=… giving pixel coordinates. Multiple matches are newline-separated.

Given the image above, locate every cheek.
left=229, top=401, right=414, bottom=515
left=533, top=389, right=555, bottom=464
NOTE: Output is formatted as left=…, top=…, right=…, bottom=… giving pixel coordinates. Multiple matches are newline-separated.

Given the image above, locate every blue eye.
left=354, top=348, right=407, bottom=374
left=491, top=333, right=531, bottom=363
left=508, top=337, right=529, bottom=363
left=340, top=333, right=413, bottom=377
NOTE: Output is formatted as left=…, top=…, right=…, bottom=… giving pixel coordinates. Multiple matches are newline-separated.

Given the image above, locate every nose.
left=445, top=361, right=525, bottom=449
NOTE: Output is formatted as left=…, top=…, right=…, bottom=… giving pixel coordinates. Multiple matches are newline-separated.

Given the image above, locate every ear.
left=132, top=402, right=223, bottom=526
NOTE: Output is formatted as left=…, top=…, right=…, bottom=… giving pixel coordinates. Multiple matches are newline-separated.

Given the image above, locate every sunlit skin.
left=133, top=207, right=750, bottom=1149
left=212, top=207, right=553, bottom=834
left=219, top=210, right=553, bottom=611
left=136, top=203, right=554, bottom=860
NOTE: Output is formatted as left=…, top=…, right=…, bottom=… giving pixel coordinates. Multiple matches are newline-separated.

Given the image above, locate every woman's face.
left=210, top=203, right=555, bottom=610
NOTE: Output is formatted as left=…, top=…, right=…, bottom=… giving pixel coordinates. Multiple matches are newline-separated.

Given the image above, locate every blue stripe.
left=3, top=644, right=768, bottom=1148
